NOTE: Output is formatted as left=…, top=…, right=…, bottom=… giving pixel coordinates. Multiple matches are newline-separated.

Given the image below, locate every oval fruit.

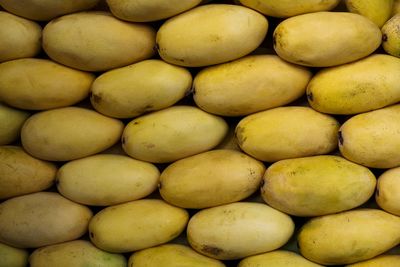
left=128, top=244, right=225, bottom=267
left=382, top=14, right=400, bottom=58
left=0, top=104, right=29, bottom=145
left=298, top=209, right=400, bottom=265
left=91, top=59, right=192, bottom=118
left=235, top=106, right=339, bottom=162
left=0, top=242, right=29, bottom=267
left=21, top=107, right=124, bottom=161
left=156, top=4, right=268, bottom=67
left=159, top=149, right=265, bottom=209
left=107, top=0, right=202, bottom=22
left=0, top=192, right=92, bottom=248
left=346, top=255, right=400, bottom=266
left=0, top=146, right=57, bottom=199
left=273, top=12, right=381, bottom=67
left=238, top=250, right=323, bottom=267
left=43, top=11, right=155, bottom=71
left=57, top=154, right=160, bottom=206
left=376, top=167, right=400, bottom=216
left=193, top=54, right=312, bottom=116
left=0, top=58, right=95, bottom=110
left=89, top=199, right=188, bottom=253
left=187, top=202, right=294, bottom=260
left=29, top=240, right=126, bottom=267
left=122, top=106, right=228, bottom=163
left=0, top=11, right=41, bottom=62
left=339, top=104, right=400, bottom=168
left=262, top=155, right=376, bottom=216
left=307, top=54, right=400, bottom=115
left=345, top=0, right=393, bottom=27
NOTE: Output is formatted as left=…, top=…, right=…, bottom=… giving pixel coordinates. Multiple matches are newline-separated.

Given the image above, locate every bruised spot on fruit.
left=158, top=181, right=162, bottom=190
left=90, top=231, right=94, bottom=238
left=338, top=131, right=344, bottom=146
left=202, top=245, right=223, bottom=256
left=307, top=91, right=314, bottom=101
left=133, top=121, right=140, bottom=125
left=91, top=93, right=102, bottom=104
left=382, top=34, right=388, bottom=42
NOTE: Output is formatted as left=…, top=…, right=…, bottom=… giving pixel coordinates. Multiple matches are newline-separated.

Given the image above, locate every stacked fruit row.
left=1, top=0, right=400, bottom=266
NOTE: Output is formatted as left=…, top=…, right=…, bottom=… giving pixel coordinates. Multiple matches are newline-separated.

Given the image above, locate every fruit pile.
left=1, top=0, right=400, bottom=266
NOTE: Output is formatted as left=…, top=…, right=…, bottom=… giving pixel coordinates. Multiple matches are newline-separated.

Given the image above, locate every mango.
left=238, top=250, right=324, bottom=267
left=0, top=242, right=28, bottom=267
left=298, top=209, right=400, bottom=265
left=187, top=202, right=294, bottom=260
left=376, top=167, right=400, bottom=216
left=235, top=106, right=339, bottom=162
left=346, top=255, right=400, bottom=266
left=273, top=12, right=381, bottom=67
left=159, top=149, right=265, bottom=209
left=345, top=0, right=393, bottom=27
left=0, top=58, right=95, bottom=110
left=382, top=14, right=400, bottom=58
left=122, top=105, right=228, bottom=163
left=0, top=104, right=29, bottom=145
left=156, top=4, right=268, bottom=67
left=193, top=54, right=312, bottom=116
left=21, top=107, right=124, bottom=161
left=0, top=192, right=92, bottom=248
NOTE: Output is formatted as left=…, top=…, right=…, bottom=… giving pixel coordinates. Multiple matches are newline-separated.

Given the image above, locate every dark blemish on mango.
left=307, top=91, right=313, bottom=102
left=133, top=121, right=140, bottom=125
left=121, top=136, right=125, bottom=145
left=382, top=34, right=388, bottom=42
left=90, top=232, right=94, bottom=238
left=91, top=93, right=102, bottom=104
left=338, top=131, right=344, bottom=146
left=202, top=245, right=223, bottom=256
left=158, top=181, right=162, bottom=190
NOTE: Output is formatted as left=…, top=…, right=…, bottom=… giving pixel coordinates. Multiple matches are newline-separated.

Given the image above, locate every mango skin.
left=239, top=0, right=340, bottom=18
left=0, top=104, right=29, bottom=145
left=345, top=0, right=393, bottom=28
left=307, top=54, right=400, bottom=115
left=187, top=202, right=294, bottom=260
left=0, top=58, right=95, bottom=110
left=0, top=146, right=57, bottom=200
left=107, top=0, right=202, bottom=22
left=298, top=209, right=400, bottom=265
left=156, top=4, right=268, bottom=67
left=29, top=240, right=126, bottom=267
left=0, top=192, right=93, bottom=248
left=346, top=255, right=400, bottom=266
left=238, top=250, right=323, bottom=267
left=193, top=55, right=312, bottom=116
left=0, top=242, right=28, bottom=267
left=91, top=59, right=192, bottom=119
left=339, top=104, right=400, bottom=168
left=262, top=155, right=376, bottom=217
left=122, top=105, right=228, bottom=163
left=21, top=107, right=124, bottom=161
left=235, top=106, right=339, bottom=162
left=0, top=11, right=41, bottom=62
left=382, top=14, right=400, bottom=58
left=0, top=0, right=99, bottom=21
left=394, top=0, right=400, bottom=15
left=89, top=199, right=189, bottom=253
left=376, top=167, right=400, bottom=216
left=273, top=12, right=381, bottom=67
left=56, top=154, right=160, bottom=206
left=128, top=244, right=226, bottom=267
left=159, top=149, right=265, bottom=209
left=43, top=12, right=155, bottom=71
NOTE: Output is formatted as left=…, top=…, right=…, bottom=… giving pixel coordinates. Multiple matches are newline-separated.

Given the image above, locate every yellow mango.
left=238, top=250, right=324, bottom=267
left=345, top=0, right=393, bottom=27
left=346, top=255, right=400, bottom=266
left=376, top=167, right=400, bottom=216
left=0, top=242, right=28, bottom=267
left=382, top=14, right=400, bottom=58
left=0, top=104, right=29, bottom=145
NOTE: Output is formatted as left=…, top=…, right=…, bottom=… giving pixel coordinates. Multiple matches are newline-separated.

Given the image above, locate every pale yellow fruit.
left=345, top=0, right=393, bottom=27
left=107, top=0, right=202, bottom=22
left=262, top=155, right=376, bottom=217
left=57, top=154, right=159, bottom=206
left=376, top=167, right=400, bottom=216
left=238, top=250, right=323, bottom=267
left=89, top=199, right=188, bottom=253
left=0, top=11, right=41, bottom=62
left=29, top=240, right=126, bottom=267
left=128, top=244, right=226, bottom=267
left=193, top=55, right=312, bottom=116
left=0, top=0, right=99, bottom=21
left=382, top=14, right=400, bottom=58
left=298, top=209, right=400, bottom=265
left=159, top=149, right=265, bottom=209
left=156, top=4, right=268, bottom=67
left=187, top=202, right=294, bottom=260
left=122, top=106, right=228, bottom=163
left=43, top=12, right=156, bottom=71
left=21, top=107, right=124, bottom=161
left=235, top=106, right=339, bottom=162
left=0, top=58, right=95, bottom=110
left=0, top=104, right=29, bottom=145
left=339, top=104, right=400, bottom=168
left=0, top=146, right=57, bottom=200
left=239, top=0, right=340, bottom=18
left=0, top=192, right=92, bottom=248
left=273, top=12, right=381, bottom=67
left=346, top=255, right=400, bottom=266
left=91, top=59, right=192, bottom=118
left=307, top=54, right=400, bottom=114
left=0, top=242, right=28, bottom=267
